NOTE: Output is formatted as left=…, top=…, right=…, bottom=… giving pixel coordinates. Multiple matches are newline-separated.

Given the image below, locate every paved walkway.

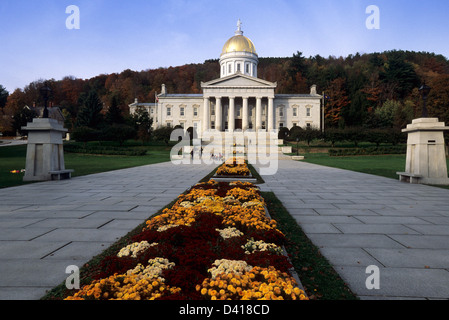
left=0, top=162, right=216, bottom=300
left=1, top=158, right=449, bottom=300
left=257, top=160, right=449, bottom=300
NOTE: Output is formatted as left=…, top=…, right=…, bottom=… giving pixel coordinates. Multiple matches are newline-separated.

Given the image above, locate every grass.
left=262, top=191, right=358, bottom=300
left=0, top=142, right=173, bottom=189
left=302, top=153, right=408, bottom=180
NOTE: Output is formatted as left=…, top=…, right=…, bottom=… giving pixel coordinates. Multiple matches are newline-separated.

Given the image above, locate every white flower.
left=127, top=257, right=175, bottom=281
left=157, top=224, right=179, bottom=232
left=117, top=241, right=158, bottom=258
left=241, top=239, right=283, bottom=255
left=216, top=227, right=244, bottom=239
left=207, top=259, right=253, bottom=279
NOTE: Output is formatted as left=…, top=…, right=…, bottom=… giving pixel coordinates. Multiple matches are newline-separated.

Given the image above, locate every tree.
left=325, top=78, right=350, bottom=127
left=105, top=94, right=124, bottom=125
left=380, top=52, right=420, bottom=99
left=300, top=127, right=322, bottom=146
left=76, top=90, right=104, bottom=129
left=0, top=85, right=8, bottom=111
left=12, top=107, right=37, bottom=135
left=130, top=107, right=153, bottom=144
left=153, top=126, right=174, bottom=145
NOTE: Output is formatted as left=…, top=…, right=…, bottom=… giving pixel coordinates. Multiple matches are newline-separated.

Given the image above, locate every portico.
left=201, top=73, right=277, bottom=133
left=130, top=20, right=322, bottom=136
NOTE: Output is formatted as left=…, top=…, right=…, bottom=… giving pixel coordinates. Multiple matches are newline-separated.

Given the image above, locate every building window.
left=306, top=123, right=311, bottom=128
left=246, top=64, right=249, bottom=74
left=293, top=108, right=297, bottom=117
left=228, top=64, right=232, bottom=73
left=249, top=122, right=253, bottom=129
left=167, top=122, right=171, bottom=128
left=211, top=106, right=215, bottom=116
left=180, top=107, right=185, bottom=116
left=211, top=121, right=215, bottom=129
left=180, top=122, right=184, bottom=129
left=279, top=107, right=284, bottom=117
left=193, top=107, right=198, bottom=117
left=225, top=121, right=228, bottom=130
left=167, top=107, right=171, bottom=116
left=262, top=121, right=266, bottom=129
left=306, top=107, right=311, bottom=117
left=237, top=64, right=241, bottom=72
left=222, top=65, right=225, bottom=75
left=279, top=122, right=284, bottom=128
left=293, top=122, right=298, bottom=127
left=236, top=107, right=241, bottom=117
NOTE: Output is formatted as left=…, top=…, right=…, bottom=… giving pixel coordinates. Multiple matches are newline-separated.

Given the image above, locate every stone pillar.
left=268, top=97, right=274, bottom=131
left=242, top=97, right=249, bottom=131
left=22, top=118, right=73, bottom=181
left=215, top=97, right=222, bottom=131
left=203, top=97, right=210, bottom=131
left=398, top=118, right=449, bottom=185
left=256, top=97, right=262, bottom=131
left=228, top=97, right=235, bottom=132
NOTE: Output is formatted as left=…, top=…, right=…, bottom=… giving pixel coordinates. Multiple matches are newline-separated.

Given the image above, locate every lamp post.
left=296, top=137, right=299, bottom=156
left=40, top=85, right=51, bottom=118
left=419, top=83, right=431, bottom=118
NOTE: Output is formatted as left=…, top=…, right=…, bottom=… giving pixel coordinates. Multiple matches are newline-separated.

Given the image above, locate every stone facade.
left=129, top=21, right=322, bottom=137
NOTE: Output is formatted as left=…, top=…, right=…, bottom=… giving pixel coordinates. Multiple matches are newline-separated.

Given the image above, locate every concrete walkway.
left=0, top=162, right=216, bottom=300
left=2, top=158, right=449, bottom=300
left=257, top=160, right=449, bottom=300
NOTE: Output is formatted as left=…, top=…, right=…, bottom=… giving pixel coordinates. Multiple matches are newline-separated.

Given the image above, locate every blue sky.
left=1, top=0, right=448, bottom=93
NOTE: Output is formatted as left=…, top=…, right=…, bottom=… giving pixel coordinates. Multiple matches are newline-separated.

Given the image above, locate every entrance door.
left=235, top=119, right=242, bottom=130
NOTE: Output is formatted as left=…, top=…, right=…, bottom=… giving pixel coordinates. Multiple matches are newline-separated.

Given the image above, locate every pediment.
left=202, top=74, right=277, bottom=88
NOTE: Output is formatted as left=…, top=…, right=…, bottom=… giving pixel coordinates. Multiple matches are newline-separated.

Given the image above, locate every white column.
left=242, top=97, right=249, bottom=131
left=203, top=97, right=210, bottom=131
left=228, top=97, right=235, bottom=132
left=268, top=97, right=274, bottom=131
left=216, top=97, right=222, bottom=131
left=256, top=97, right=262, bottom=131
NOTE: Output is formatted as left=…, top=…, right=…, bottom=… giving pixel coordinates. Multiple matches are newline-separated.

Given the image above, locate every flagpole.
left=322, top=91, right=325, bottom=133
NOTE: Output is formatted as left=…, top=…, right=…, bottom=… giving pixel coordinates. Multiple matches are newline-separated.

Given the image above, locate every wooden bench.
left=49, top=170, right=74, bottom=181
left=397, top=172, right=422, bottom=184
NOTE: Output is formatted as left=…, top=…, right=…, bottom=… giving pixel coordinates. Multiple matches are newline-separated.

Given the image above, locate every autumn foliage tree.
left=2, top=50, right=449, bottom=136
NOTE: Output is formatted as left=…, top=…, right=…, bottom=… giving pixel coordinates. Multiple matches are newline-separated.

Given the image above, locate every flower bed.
left=65, top=180, right=307, bottom=300
left=215, top=157, right=251, bottom=177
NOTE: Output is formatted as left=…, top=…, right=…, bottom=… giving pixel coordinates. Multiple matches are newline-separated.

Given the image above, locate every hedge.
left=329, top=146, right=407, bottom=157
left=64, top=144, right=147, bottom=156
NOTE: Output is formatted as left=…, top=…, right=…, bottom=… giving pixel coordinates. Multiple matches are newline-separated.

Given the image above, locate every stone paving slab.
left=257, top=159, right=449, bottom=300
left=0, top=161, right=215, bottom=300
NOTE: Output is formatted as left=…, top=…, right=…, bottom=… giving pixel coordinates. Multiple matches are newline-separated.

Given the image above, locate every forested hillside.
left=1, top=50, right=448, bottom=135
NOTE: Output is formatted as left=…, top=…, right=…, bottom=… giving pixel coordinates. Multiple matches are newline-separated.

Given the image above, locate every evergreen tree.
left=105, top=95, right=124, bottom=125
left=0, top=85, right=8, bottom=111
left=76, top=90, right=104, bottom=129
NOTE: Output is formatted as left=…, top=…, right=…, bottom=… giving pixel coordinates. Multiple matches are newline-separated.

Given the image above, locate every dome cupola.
left=219, top=20, right=258, bottom=78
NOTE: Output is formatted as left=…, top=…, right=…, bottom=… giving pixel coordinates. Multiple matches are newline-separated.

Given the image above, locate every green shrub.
left=329, top=146, right=406, bottom=157
left=64, top=143, right=146, bottom=156
left=71, top=127, right=101, bottom=145
left=101, top=124, right=137, bottom=146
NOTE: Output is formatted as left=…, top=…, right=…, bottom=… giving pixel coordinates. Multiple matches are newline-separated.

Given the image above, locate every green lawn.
left=0, top=142, right=172, bottom=189
left=302, top=153, right=407, bottom=180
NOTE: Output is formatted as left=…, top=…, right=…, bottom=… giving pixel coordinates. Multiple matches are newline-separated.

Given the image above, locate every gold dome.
left=221, top=35, right=257, bottom=55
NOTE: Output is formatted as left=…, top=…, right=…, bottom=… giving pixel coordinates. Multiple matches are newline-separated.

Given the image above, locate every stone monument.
left=22, top=117, right=73, bottom=182
left=397, top=118, right=449, bottom=185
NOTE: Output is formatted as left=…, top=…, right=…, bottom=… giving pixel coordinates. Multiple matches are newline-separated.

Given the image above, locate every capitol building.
left=129, top=20, right=322, bottom=138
